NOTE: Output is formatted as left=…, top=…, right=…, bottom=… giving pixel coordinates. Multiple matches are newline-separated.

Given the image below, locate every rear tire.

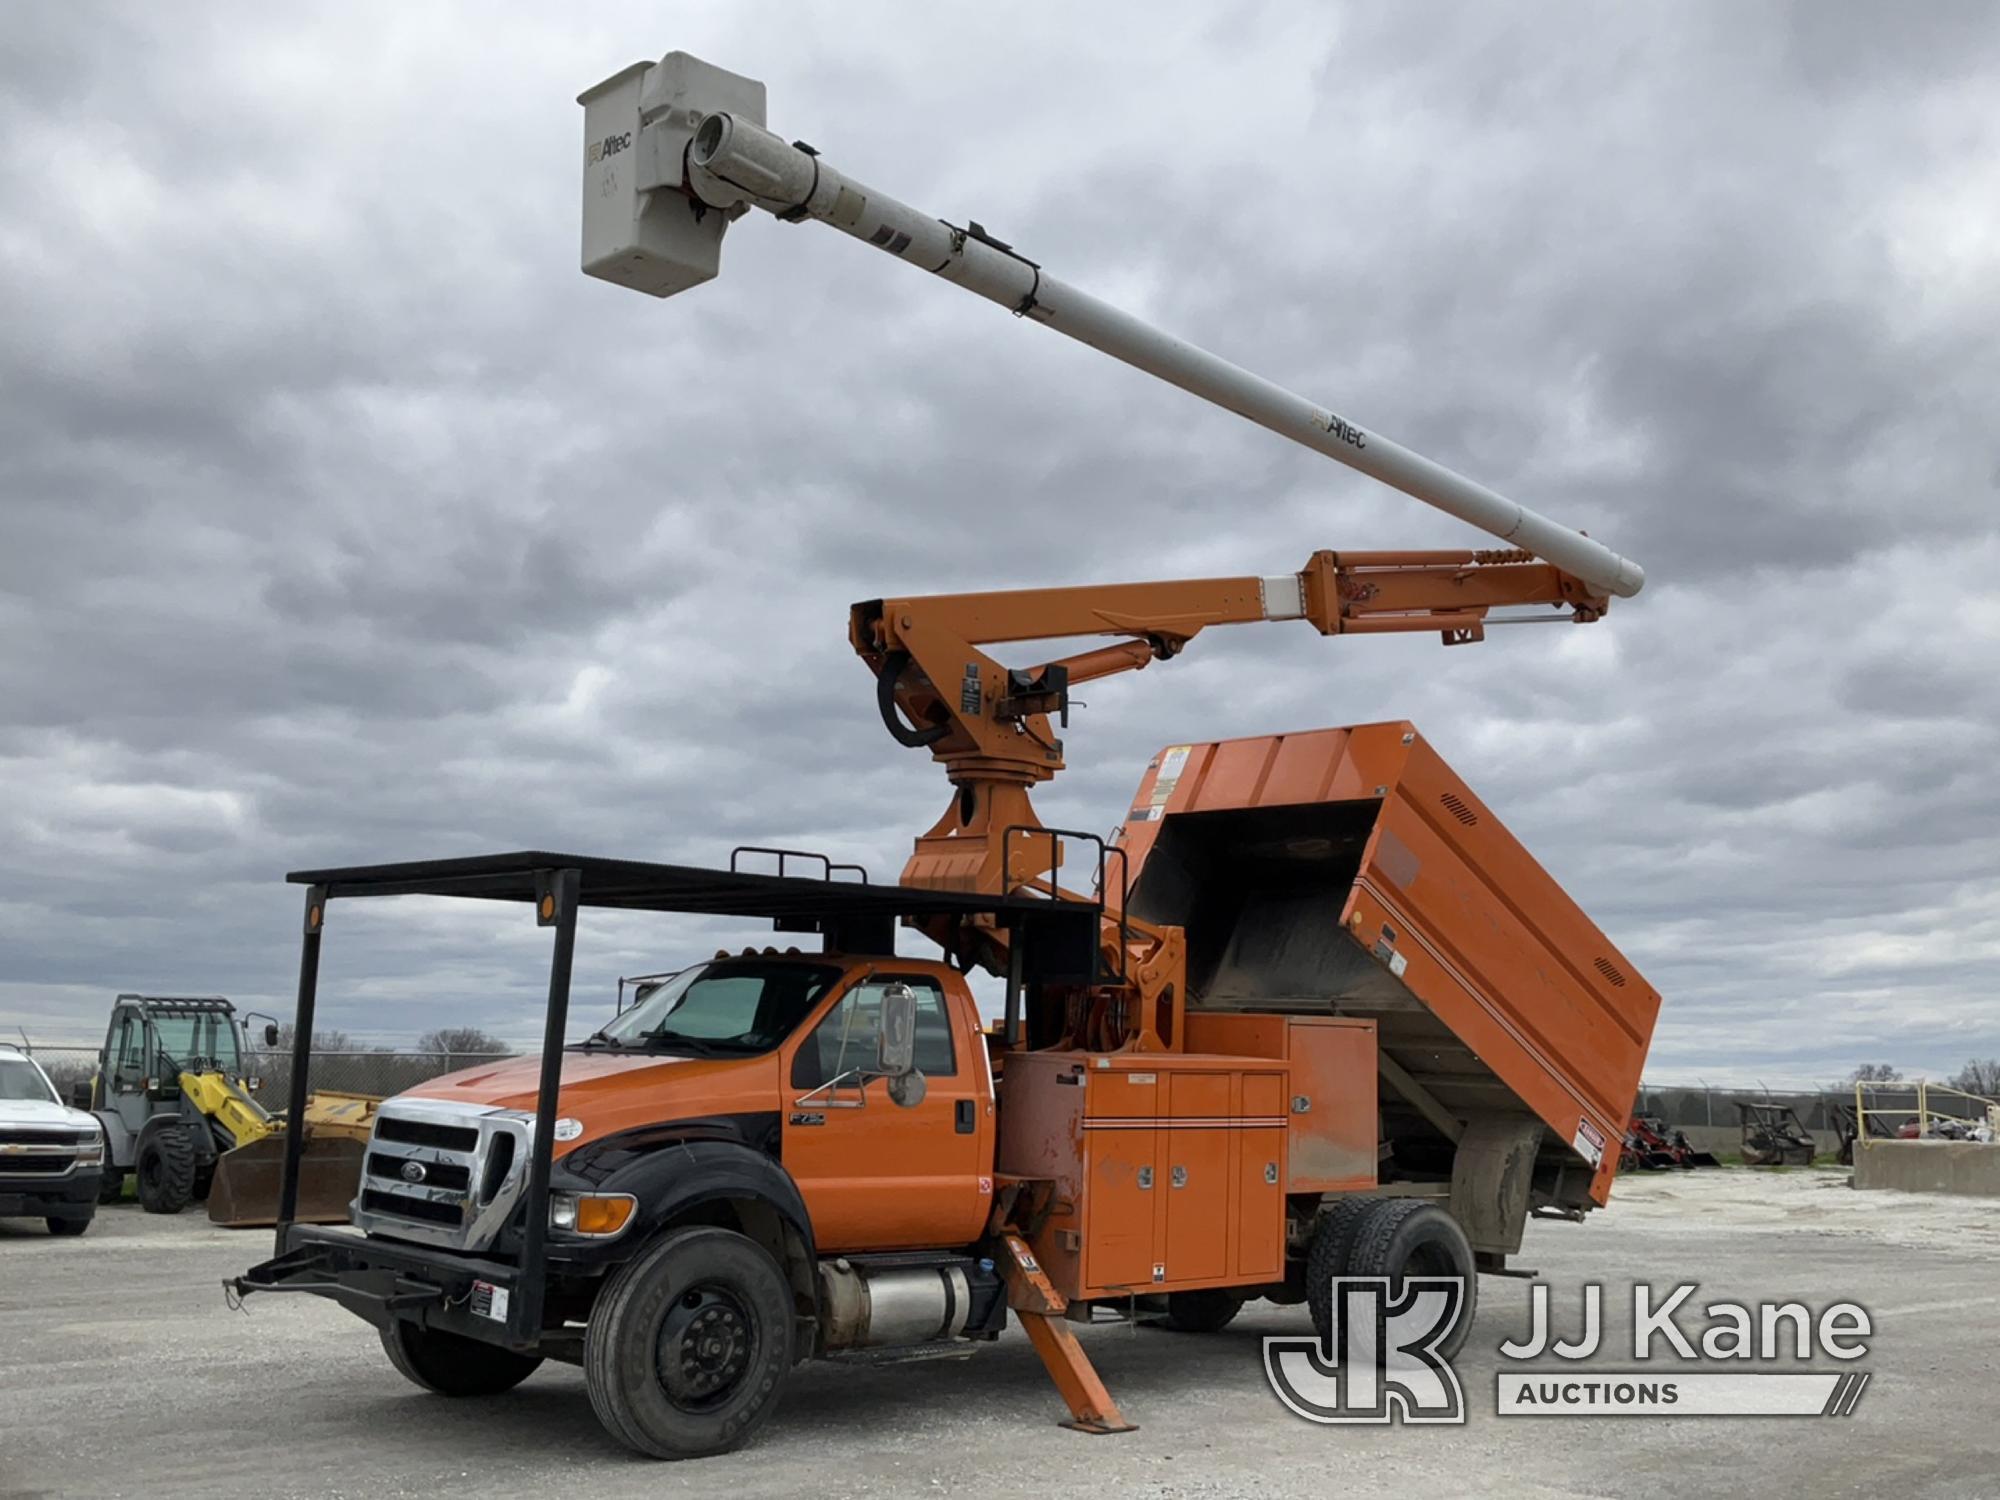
left=1314, top=1199, right=1477, bottom=1359
left=1304, top=1196, right=1373, bottom=1344
left=380, top=1320, right=543, bottom=1397
left=584, top=1226, right=794, bottom=1460
left=46, top=1215, right=92, bottom=1237
left=1160, top=1288, right=1244, bottom=1332
left=136, top=1127, right=196, bottom=1215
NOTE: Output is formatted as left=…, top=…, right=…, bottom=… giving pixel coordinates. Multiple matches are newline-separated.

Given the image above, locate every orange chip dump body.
left=1114, top=721, right=1659, bottom=1207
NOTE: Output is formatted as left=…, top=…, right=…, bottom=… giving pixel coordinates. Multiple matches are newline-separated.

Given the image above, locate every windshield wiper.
left=574, top=1029, right=625, bottom=1051
left=640, top=1030, right=764, bottom=1056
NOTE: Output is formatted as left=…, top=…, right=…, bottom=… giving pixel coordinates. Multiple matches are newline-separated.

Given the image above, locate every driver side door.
left=781, top=974, right=990, bottom=1252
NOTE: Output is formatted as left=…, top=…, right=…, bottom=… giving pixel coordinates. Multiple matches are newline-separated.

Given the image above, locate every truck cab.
left=353, top=951, right=996, bottom=1259
left=0, top=1043, right=104, bottom=1235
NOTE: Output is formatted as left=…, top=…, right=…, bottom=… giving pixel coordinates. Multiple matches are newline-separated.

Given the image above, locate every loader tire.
left=1160, top=1289, right=1245, bottom=1332
left=380, top=1320, right=542, bottom=1397
left=1304, top=1196, right=1374, bottom=1346
left=584, top=1226, right=793, bottom=1460
left=136, top=1127, right=196, bottom=1215
left=1330, top=1199, right=1478, bottom=1359
left=97, top=1169, right=126, bottom=1205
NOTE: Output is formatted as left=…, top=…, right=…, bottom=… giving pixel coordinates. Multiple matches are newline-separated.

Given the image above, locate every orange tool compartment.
left=1182, top=1014, right=1378, bottom=1193
left=995, top=1051, right=1288, bottom=1301
left=1116, top=722, right=1660, bottom=1207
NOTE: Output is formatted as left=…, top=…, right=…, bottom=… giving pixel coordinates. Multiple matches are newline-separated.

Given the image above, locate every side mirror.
left=263, top=1023, right=280, bottom=1048
left=875, top=983, right=925, bottom=1108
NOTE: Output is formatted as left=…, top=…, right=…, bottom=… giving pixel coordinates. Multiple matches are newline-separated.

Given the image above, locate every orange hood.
left=399, top=1047, right=779, bottom=1151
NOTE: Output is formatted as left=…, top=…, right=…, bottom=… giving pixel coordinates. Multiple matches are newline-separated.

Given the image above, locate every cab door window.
left=791, top=978, right=956, bottom=1090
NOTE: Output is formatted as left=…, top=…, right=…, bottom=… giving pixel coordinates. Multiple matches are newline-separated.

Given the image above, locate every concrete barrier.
left=1852, top=1139, right=2000, bottom=1198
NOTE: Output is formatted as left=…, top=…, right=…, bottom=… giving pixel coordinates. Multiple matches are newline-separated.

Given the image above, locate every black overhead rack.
left=272, top=849, right=1101, bottom=1346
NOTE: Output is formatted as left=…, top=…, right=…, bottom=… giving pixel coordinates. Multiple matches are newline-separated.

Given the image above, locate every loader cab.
left=101, top=997, right=242, bottom=1102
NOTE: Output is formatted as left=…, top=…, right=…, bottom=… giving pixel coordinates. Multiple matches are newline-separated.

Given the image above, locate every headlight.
left=77, top=1128, right=104, bottom=1167
left=549, top=1191, right=637, bottom=1237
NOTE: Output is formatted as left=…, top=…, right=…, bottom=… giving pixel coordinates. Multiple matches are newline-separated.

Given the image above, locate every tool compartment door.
left=1081, top=1123, right=1159, bottom=1292
left=1285, top=1019, right=1377, bottom=1192
left=1161, top=1072, right=1231, bottom=1283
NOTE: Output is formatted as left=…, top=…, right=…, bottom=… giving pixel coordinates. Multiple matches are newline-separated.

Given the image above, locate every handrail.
left=1854, top=1079, right=2000, bottom=1150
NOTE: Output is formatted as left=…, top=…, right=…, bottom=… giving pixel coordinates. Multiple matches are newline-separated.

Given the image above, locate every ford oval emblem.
left=400, top=1160, right=427, bottom=1184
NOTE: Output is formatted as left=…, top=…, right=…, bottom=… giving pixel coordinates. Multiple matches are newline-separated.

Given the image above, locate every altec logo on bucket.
left=1266, top=1280, right=1874, bottom=1423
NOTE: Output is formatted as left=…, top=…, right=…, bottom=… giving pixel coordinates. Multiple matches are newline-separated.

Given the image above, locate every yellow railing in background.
left=1854, top=1079, right=2000, bottom=1149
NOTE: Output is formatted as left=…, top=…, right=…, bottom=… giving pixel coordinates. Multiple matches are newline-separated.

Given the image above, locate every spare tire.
left=136, top=1126, right=196, bottom=1215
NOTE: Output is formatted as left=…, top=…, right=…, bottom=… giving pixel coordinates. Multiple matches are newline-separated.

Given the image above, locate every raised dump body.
left=1116, top=721, right=1659, bottom=1207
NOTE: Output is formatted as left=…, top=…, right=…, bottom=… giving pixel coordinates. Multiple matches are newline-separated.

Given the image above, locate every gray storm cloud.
left=1, top=2, right=1994, bottom=1086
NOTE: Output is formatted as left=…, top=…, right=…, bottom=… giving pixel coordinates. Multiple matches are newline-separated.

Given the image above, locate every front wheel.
left=380, top=1320, right=542, bottom=1397
left=584, top=1226, right=795, bottom=1460
left=46, top=1215, right=92, bottom=1237
left=136, top=1127, right=196, bottom=1215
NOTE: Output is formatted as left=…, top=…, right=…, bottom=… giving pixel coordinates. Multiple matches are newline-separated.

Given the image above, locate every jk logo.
left=1264, top=1277, right=1467, bottom=1424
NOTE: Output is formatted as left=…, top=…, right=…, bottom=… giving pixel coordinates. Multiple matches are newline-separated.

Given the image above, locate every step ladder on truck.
left=231, top=51, right=1662, bottom=1460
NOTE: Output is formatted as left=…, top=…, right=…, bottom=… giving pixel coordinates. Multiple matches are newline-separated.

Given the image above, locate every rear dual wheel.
left=1307, top=1198, right=1478, bottom=1359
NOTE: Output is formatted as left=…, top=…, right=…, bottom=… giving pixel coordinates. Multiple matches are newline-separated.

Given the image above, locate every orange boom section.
left=1113, top=722, right=1657, bottom=1206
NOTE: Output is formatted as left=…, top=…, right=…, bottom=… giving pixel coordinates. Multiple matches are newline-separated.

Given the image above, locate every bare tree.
left=270, top=1023, right=355, bottom=1053
left=1848, top=1063, right=1902, bottom=1083
left=1949, top=1058, right=2000, bottom=1097
left=417, top=1027, right=512, bottom=1058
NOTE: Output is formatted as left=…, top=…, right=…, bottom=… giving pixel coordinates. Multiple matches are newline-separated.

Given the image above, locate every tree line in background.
left=1846, top=1059, right=2000, bottom=1096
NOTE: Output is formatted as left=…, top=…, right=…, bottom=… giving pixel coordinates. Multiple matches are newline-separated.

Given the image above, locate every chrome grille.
left=350, top=1099, right=531, bottom=1251
left=0, top=1127, right=97, bottom=1177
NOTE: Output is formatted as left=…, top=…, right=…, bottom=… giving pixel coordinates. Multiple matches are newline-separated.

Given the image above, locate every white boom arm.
left=580, top=53, right=1644, bottom=600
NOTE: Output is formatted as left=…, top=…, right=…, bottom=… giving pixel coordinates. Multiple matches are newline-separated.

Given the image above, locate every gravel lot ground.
left=3, top=1168, right=1996, bottom=1499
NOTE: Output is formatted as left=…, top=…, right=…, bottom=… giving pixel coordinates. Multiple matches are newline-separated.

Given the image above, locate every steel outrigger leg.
left=995, top=1234, right=1136, bottom=1435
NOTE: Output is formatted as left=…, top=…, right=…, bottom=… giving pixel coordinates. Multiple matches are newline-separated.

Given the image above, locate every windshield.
left=591, top=960, right=842, bottom=1054
left=0, top=1057, right=57, bottom=1104
left=148, top=1010, right=242, bottom=1074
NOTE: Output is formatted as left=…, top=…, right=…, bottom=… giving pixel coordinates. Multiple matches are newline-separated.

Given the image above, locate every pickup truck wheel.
left=380, top=1319, right=543, bottom=1397
left=584, top=1225, right=794, bottom=1460
left=46, top=1215, right=92, bottom=1236
left=1160, top=1289, right=1244, bottom=1332
left=1325, top=1199, right=1478, bottom=1359
left=1304, top=1196, right=1373, bottom=1345
left=136, top=1127, right=196, bottom=1214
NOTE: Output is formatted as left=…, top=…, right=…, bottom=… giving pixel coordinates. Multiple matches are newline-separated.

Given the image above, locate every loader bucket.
left=205, top=1133, right=365, bottom=1228
left=1682, top=1150, right=1723, bottom=1169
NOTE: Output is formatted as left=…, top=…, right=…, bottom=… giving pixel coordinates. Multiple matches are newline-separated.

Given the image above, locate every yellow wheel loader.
left=77, top=994, right=374, bottom=1226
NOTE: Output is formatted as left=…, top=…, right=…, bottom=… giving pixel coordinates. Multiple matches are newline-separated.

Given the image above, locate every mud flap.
left=206, top=1134, right=365, bottom=1228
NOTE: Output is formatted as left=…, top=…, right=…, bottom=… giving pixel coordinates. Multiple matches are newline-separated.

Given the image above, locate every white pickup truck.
left=0, top=1044, right=104, bottom=1235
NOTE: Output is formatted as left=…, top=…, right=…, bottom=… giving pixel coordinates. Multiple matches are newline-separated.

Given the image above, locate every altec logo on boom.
left=1267, top=1280, right=1875, bottom=1423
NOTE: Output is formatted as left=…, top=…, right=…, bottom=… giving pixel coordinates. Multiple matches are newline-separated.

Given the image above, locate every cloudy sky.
left=3, top=3, right=1994, bottom=1086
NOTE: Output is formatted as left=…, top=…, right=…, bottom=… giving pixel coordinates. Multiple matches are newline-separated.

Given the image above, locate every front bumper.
left=0, top=1168, right=100, bottom=1218
left=233, top=1224, right=551, bottom=1353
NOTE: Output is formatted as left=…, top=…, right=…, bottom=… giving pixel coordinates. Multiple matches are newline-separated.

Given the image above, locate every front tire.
left=584, top=1226, right=795, bottom=1460
left=46, top=1215, right=92, bottom=1237
left=380, top=1320, right=542, bottom=1397
left=97, top=1169, right=126, bottom=1205
left=136, top=1127, right=196, bottom=1214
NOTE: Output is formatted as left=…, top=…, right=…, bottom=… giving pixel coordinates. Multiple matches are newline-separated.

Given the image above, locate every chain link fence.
left=1636, top=1083, right=1991, bottom=1133
left=16, top=1045, right=519, bottom=1107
